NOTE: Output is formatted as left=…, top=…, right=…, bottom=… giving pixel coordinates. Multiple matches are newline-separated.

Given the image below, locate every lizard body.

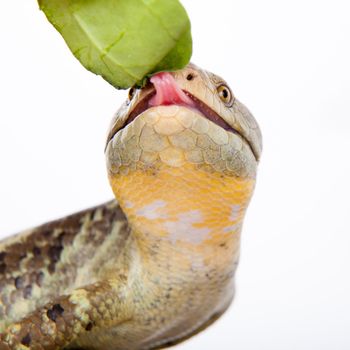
left=0, top=64, right=262, bottom=349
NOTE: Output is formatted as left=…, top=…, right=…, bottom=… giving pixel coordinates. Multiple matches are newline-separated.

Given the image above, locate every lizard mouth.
left=123, top=89, right=238, bottom=134
left=106, top=89, right=238, bottom=146
left=107, top=72, right=257, bottom=160
left=122, top=71, right=239, bottom=135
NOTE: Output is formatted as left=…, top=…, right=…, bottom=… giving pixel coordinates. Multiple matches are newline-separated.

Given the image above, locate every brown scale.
left=0, top=200, right=127, bottom=324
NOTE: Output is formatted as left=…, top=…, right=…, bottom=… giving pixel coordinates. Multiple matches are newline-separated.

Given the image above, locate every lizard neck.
left=109, top=163, right=255, bottom=267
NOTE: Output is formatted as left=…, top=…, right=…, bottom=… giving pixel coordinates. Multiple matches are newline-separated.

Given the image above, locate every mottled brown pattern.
left=0, top=200, right=127, bottom=329
left=1, top=289, right=92, bottom=348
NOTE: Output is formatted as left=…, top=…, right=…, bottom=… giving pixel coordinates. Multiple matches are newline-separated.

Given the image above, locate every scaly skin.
left=0, top=64, right=262, bottom=349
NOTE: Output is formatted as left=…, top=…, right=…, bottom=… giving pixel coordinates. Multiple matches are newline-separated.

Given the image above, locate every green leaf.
left=38, top=0, right=192, bottom=89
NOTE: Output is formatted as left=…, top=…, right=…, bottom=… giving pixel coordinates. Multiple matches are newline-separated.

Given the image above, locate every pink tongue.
left=149, top=72, right=194, bottom=107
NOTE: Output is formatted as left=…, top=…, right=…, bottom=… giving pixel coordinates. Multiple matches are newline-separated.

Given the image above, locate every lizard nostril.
left=186, top=73, right=194, bottom=81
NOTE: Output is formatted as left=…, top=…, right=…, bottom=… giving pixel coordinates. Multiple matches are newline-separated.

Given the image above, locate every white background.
left=0, top=0, right=349, bottom=349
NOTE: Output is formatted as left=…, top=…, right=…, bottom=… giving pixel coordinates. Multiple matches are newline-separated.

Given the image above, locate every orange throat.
left=109, top=163, right=255, bottom=253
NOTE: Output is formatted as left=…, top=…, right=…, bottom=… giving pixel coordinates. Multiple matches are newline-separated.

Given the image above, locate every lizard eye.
left=128, top=87, right=135, bottom=101
left=217, top=85, right=233, bottom=106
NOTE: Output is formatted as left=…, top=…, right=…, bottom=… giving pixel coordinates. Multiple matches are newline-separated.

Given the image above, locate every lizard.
left=0, top=63, right=262, bottom=350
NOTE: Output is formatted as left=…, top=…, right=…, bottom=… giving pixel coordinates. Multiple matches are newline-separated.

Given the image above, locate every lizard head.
left=106, top=63, right=262, bottom=172
left=105, top=63, right=262, bottom=247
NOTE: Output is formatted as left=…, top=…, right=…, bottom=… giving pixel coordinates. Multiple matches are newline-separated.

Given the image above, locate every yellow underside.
left=109, top=162, right=255, bottom=251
